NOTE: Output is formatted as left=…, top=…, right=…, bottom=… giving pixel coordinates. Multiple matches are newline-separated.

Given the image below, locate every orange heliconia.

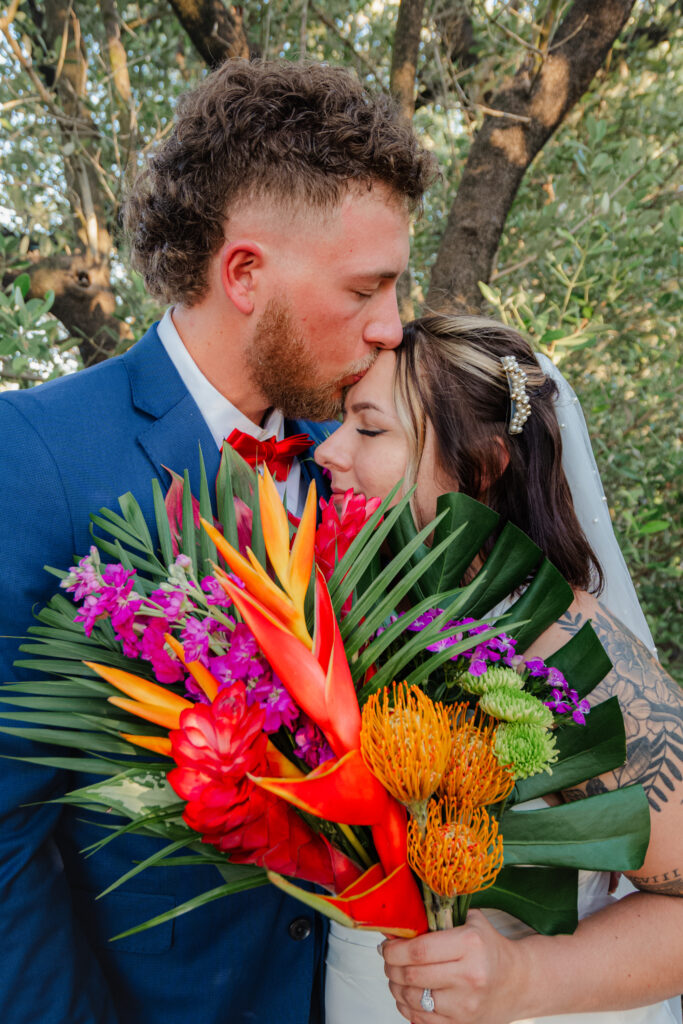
left=408, top=798, right=504, bottom=898
left=202, top=466, right=317, bottom=647
left=360, top=684, right=452, bottom=807
left=440, top=704, right=515, bottom=809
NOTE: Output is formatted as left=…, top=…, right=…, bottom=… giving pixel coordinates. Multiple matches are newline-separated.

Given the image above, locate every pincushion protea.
left=360, top=682, right=452, bottom=819
left=408, top=798, right=504, bottom=927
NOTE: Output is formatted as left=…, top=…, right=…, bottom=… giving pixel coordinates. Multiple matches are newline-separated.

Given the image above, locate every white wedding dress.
left=324, top=363, right=677, bottom=1023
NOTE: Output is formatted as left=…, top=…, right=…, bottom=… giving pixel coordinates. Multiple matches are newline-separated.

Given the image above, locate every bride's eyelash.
left=356, top=429, right=385, bottom=437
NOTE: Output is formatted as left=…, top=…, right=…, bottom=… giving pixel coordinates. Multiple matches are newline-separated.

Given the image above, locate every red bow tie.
left=224, top=428, right=313, bottom=481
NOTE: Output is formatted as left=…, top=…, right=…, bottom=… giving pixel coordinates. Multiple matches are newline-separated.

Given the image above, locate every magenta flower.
left=247, top=674, right=299, bottom=733
left=74, top=593, right=110, bottom=636
left=294, top=717, right=334, bottom=769
left=180, top=616, right=218, bottom=664
left=149, top=587, right=193, bottom=623
left=202, top=575, right=233, bottom=608
left=110, top=599, right=143, bottom=658
left=60, top=547, right=102, bottom=600
left=140, top=618, right=185, bottom=684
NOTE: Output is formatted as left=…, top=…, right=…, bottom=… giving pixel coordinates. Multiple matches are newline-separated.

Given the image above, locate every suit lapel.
left=124, top=325, right=221, bottom=505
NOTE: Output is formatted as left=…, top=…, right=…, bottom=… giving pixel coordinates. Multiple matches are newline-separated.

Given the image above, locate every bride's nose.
left=314, top=429, right=350, bottom=471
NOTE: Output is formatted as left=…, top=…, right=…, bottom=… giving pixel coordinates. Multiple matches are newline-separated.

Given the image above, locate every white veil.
left=537, top=354, right=656, bottom=654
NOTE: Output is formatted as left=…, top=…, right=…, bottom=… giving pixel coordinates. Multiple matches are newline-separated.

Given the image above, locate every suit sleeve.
left=0, top=399, right=120, bottom=1024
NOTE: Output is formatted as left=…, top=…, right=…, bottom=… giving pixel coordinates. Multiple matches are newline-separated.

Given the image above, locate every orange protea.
left=360, top=683, right=451, bottom=814
left=408, top=797, right=504, bottom=900
left=439, top=704, right=515, bottom=809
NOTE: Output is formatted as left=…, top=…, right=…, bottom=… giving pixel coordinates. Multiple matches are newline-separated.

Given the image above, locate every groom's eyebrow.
left=351, top=270, right=401, bottom=281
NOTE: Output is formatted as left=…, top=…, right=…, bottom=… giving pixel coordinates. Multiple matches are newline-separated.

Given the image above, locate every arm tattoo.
left=629, top=868, right=683, bottom=897
left=556, top=606, right=683, bottom=813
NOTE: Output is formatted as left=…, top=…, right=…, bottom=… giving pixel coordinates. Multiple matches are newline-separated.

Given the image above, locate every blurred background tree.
left=1, top=0, right=680, bottom=678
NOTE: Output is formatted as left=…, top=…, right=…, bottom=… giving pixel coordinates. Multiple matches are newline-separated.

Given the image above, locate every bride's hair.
left=396, top=313, right=604, bottom=592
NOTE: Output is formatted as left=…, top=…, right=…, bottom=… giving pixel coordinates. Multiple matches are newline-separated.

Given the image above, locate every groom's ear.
left=219, top=240, right=264, bottom=315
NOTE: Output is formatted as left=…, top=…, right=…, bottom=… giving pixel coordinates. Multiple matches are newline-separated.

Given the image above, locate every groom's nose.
left=363, top=289, right=403, bottom=350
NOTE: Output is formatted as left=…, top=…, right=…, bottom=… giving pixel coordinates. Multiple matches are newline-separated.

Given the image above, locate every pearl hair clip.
left=501, top=355, right=531, bottom=435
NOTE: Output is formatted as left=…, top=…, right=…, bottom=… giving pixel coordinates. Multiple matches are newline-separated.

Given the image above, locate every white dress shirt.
left=157, top=308, right=305, bottom=514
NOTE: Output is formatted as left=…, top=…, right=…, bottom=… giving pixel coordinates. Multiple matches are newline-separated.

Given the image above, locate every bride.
left=314, top=313, right=683, bottom=1024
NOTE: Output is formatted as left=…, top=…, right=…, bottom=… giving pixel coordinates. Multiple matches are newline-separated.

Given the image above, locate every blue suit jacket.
left=0, top=325, right=335, bottom=1024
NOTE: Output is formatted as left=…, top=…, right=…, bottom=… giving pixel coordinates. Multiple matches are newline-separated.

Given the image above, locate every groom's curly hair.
left=123, top=59, right=437, bottom=305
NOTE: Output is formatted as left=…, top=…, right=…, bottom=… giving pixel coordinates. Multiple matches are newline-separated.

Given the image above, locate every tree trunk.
left=390, top=0, right=427, bottom=320
left=167, top=0, right=250, bottom=67
left=18, top=0, right=132, bottom=364
left=426, top=0, right=636, bottom=312
left=390, top=0, right=426, bottom=122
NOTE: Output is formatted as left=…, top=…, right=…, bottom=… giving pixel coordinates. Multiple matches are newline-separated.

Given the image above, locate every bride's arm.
left=381, top=594, right=683, bottom=1023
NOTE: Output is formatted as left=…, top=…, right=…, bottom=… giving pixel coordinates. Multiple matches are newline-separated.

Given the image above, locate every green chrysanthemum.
left=461, top=665, right=526, bottom=697
left=494, top=721, right=559, bottom=779
left=479, top=686, right=554, bottom=726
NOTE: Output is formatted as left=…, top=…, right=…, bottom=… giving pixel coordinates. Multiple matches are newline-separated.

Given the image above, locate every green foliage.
left=479, top=18, right=682, bottom=680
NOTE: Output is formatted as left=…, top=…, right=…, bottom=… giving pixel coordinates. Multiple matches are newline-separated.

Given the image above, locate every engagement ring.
left=420, top=987, right=435, bottom=1013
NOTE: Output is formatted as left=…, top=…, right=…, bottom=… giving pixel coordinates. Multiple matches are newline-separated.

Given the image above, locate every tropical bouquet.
left=1, top=447, right=650, bottom=942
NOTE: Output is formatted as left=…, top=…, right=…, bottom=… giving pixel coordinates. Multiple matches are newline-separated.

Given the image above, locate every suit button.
left=288, top=916, right=312, bottom=941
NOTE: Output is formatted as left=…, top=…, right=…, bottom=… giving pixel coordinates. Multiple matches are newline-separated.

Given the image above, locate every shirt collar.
left=156, top=307, right=285, bottom=449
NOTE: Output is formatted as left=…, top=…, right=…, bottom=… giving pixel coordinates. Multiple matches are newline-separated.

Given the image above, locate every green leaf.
left=471, top=866, right=578, bottom=934
left=1, top=753, right=121, bottom=776
left=0, top=725, right=134, bottom=754
left=110, top=872, right=268, bottom=942
left=181, top=469, right=198, bottom=575
left=152, top=477, right=174, bottom=567
left=327, top=483, right=404, bottom=604
left=216, top=447, right=239, bottom=548
left=118, top=492, right=155, bottom=553
left=501, top=786, right=650, bottom=871
left=495, top=559, right=573, bottom=652
left=340, top=515, right=460, bottom=640
left=97, top=836, right=197, bottom=899
left=342, top=518, right=452, bottom=660
left=544, top=622, right=612, bottom=700
left=198, top=445, right=217, bottom=575
left=62, top=766, right=184, bottom=822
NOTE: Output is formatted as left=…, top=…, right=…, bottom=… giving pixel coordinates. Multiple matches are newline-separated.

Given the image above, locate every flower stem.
left=421, top=882, right=439, bottom=931
left=434, top=896, right=456, bottom=930
left=454, top=893, right=473, bottom=926
left=338, top=823, right=373, bottom=868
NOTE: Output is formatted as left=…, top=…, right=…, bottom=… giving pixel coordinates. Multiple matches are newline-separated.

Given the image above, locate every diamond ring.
left=420, top=987, right=435, bottom=1013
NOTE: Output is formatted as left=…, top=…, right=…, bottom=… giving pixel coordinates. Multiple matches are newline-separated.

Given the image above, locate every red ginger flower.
left=168, top=683, right=360, bottom=891
left=316, top=490, right=381, bottom=614
left=168, top=684, right=269, bottom=837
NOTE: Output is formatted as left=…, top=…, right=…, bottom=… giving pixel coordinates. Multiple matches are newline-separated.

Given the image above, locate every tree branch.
left=426, top=0, right=637, bottom=312
left=166, top=0, right=249, bottom=67
left=390, top=0, right=426, bottom=122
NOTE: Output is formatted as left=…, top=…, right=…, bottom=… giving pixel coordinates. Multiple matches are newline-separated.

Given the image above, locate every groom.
left=0, top=61, right=435, bottom=1024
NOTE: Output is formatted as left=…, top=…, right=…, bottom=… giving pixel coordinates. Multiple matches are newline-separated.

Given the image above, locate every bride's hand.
left=380, top=909, right=526, bottom=1024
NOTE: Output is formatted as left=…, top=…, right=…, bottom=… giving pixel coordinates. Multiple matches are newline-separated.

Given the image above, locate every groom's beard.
left=246, top=299, right=377, bottom=421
